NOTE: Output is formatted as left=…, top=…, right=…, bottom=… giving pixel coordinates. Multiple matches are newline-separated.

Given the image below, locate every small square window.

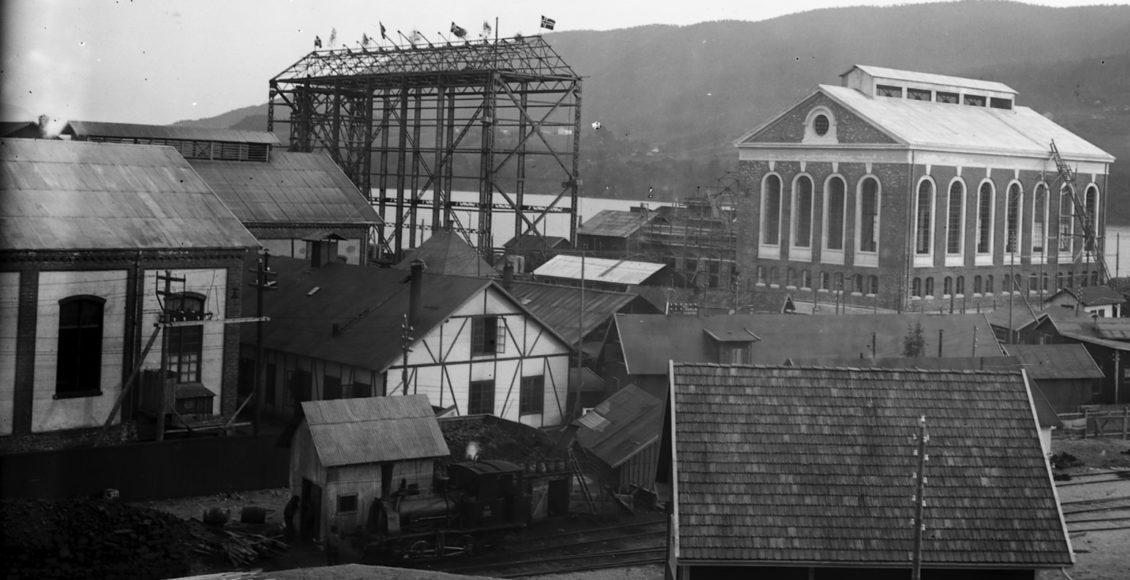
left=936, top=91, right=959, bottom=104
left=876, top=85, right=902, bottom=98
left=337, top=494, right=358, bottom=513
left=964, top=94, right=986, bottom=107
left=907, top=88, right=932, bottom=101
left=990, top=97, right=1013, bottom=110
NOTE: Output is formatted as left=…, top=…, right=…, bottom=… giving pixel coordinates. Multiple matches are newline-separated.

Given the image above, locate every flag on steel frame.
left=450, top=22, right=467, bottom=38
left=379, top=22, right=387, bottom=40
left=540, top=15, right=555, bottom=30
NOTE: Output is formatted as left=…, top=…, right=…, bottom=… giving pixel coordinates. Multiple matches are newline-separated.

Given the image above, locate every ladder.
left=1049, top=140, right=1110, bottom=283
left=567, top=447, right=599, bottom=514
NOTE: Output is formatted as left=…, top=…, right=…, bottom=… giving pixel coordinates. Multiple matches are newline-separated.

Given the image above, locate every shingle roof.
left=577, top=209, right=649, bottom=238
left=1004, top=344, right=1105, bottom=380
left=65, top=120, right=280, bottom=145
left=0, top=138, right=258, bottom=251
left=617, top=313, right=1003, bottom=376
left=534, top=255, right=667, bottom=285
left=575, top=385, right=663, bottom=469
left=506, top=281, right=644, bottom=345
left=669, top=364, right=1072, bottom=567
left=243, top=257, right=493, bottom=371
left=302, top=395, right=449, bottom=467
left=188, top=151, right=380, bottom=229
left=392, top=230, right=495, bottom=277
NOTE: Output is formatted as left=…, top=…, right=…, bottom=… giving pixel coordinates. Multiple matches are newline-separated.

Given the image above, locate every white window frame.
left=975, top=179, right=995, bottom=266
left=945, top=178, right=967, bottom=267
left=790, top=174, right=814, bottom=262
left=822, top=174, right=846, bottom=265
left=853, top=175, right=881, bottom=267
left=913, top=177, right=936, bottom=268
left=1030, top=182, right=1049, bottom=264
left=1058, top=184, right=1075, bottom=262
left=759, top=172, right=783, bottom=259
left=1004, top=180, right=1024, bottom=261
left=803, top=107, right=838, bottom=144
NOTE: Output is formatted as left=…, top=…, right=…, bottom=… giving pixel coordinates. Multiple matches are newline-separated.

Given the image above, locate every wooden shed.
left=574, top=385, right=664, bottom=495
left=290, top=395, right=449, bottom=542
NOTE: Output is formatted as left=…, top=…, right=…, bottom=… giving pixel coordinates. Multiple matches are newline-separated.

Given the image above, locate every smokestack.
left=502, top=260, right=514, bottom=291
left=409, top=259, right=426, bottom=329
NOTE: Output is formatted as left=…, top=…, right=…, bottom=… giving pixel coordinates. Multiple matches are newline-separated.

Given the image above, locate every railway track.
left=1058, top=473, right=1130, bottom=534
left=438, top=546, right=666, bottom=577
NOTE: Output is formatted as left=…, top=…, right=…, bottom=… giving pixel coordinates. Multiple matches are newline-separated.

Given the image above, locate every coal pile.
left=1, top=497, right=195, bottom=579
left=439, top=415, right=564, bottom=465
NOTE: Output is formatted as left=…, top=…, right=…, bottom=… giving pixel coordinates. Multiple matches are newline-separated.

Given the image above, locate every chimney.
left=409, top=259, right=426, bottom=329
left=502, top=260, right=514, bottom=291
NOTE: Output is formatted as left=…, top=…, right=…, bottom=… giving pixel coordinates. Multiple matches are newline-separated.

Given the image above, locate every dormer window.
left=876, top=85, right=902, bottom=98
left=936, top=91, right=959, bottom=104
left=964, top=94, right=986, bottom=107
left=990, top=97, right=1013, bottom=110
left=907, top=88, right=932, bottom=101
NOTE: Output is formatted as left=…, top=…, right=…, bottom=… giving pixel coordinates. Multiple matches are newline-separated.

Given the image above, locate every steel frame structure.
left=269, top=35, right=582, bottom=261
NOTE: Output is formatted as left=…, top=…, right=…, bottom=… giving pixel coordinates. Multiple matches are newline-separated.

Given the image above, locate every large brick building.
left=735, top=65, right=1115, bottom=311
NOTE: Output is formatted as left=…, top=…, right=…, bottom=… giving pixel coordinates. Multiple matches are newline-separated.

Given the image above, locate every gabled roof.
left=503, top=233, right=570, bottom=251
left=534, top=255, right=667, bottom=286
left=301, top=395, right=449, bottom=467
left=1045, top=310, right=1130, bottom=350
left=188, top=151, right=380, bottom=230
left=244, top=256, right=569, bottom=371
left=575, top=385, right=663, bottom=469
left=668, top=364, right=1072, bottom=567
left=1004, top=344, right=1105, bottom=380
left=844, top=65, right=1017, bottom=95
left=577, top=209, right=649, bottom=238
left=243, top=257, right=491, bottom=371
left=505, top=281, right=648, bottom=346
left=64, top=120, right=279, bottom=145
left=0, top=138, right=258, bottom=252
left=393, top=230, right=495, bottom=277
left=616, top=313, right=1003, bottom=376
left=985, top=308, right=1047, bottom=332
left=1046, top=285, right=1127, bottom=307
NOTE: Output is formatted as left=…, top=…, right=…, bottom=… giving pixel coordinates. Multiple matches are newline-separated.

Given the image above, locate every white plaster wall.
left=0, top=272, right=20, bottom=435
left=139, top=268, right=228, bottom=414
left=32, top=270, right=127, bottom=432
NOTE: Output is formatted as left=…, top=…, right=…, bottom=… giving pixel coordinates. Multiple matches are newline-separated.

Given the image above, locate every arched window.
left=925, top=277, right=935, bottom=297
left=1056, top=272, right=1064, bottom=290
left=769, top=267, right=779, bottom=286
left=1013, top=274, right=1023, bottom=294
left=801, top=269, right=812, bottom=289
left=973, top=275, right=982, bottom=294
left=833, top=272, right=844, bottom=291
left=756, top=266, right=766, bottom=285
left=944, top=276, right=953, bottom=296
left=853, top=274, right=864, bottom=293
left=868, top=276, right=878, bottom=295
left=1080, top=271, right=1090, bottom=287
left=1059, top=185, right=1074, bottom=254
left=166, top=292, right=207, bottom=384
left=858, top=176, right=880, bottom=253
left=56, top=296, right=105, bottom=397
left=915, top=179, right=934, bottom=255
left=1042, top=272, right=1049, bottom=291
left=825, top=176, right=847, bottom=251
left=1032, top=183, right=1048, bottom=256
left=947, top=180, right=965, bottom=255
left=1005, top=182, right=1022, bottom=255
left=985, top=275, right=994, bottom=294
left=976, top=181, right=994, bottom=255
left=761, top=174, right=782, bottom=246
left=956, top=276, right=965, bottom=296
left=792, top=176, right=813, bottom=248
left=820, top=271, right=830, bottom=291
left=786, top=267, right=796, bottom=287
left=912, top=277, right=922, bottom=297
left=1084, top=185, right=1099, bottom=253
left=1029, top=273, right=1038, bottom=293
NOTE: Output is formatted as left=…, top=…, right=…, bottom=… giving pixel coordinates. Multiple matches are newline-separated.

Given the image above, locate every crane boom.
left=1048, top=140, right=1109, bottom=284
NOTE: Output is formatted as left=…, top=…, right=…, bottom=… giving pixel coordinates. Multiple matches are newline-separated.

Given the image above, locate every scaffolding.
left=1047, top=140, right=1109, bottom=284
left=268, top=35, right=582, bottom=260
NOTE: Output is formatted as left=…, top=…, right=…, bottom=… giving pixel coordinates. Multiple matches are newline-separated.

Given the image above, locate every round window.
left=813, top=114, right=830, bottom=136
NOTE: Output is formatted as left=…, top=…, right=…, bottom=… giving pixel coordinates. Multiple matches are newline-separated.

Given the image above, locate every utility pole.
left=910, top=415, right=929, bottom=580
left=249, top=250, right=277, bottom=436
left=155, top=270, right=186, bottom=442
left=401, top=314, right=413, bottom=395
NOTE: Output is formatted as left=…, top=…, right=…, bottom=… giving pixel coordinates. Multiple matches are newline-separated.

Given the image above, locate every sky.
left=1, top=0, right=1125, bottom=128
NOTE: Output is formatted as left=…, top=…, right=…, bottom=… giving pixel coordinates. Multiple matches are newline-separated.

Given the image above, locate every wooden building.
left=243, top=257, right=573, bottom=427
left=574, top=384, right=663, bottom=495
left=661, top=364, right=1073, bottom=579
left=0, top=138, right=258, bottom=443
left=290, top=395, right=449, bottom=541
left=1004, top=343, right=1105, bottom=413
left=1044, top=285, right=1126, bottom=318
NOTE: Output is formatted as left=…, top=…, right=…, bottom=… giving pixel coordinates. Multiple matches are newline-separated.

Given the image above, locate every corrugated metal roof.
left=65, top=120, right=280, bottom=145
left=616, top=313, right=1003, bottom=376
left=670, top=364, right=1072, bottom=566
left=577, top=209, right=649, bottom=238
left=503, top=233, right=570, bottom=251
left=1047, top=310, right=1130, bottom=350
left=533, top=255, right=667, bottom=286
left=819, top=84, right=1113, bottom=161
left=575, top=385, right=663, bottom=469
left=1005, top=343, right=1105, bottom=380
left=0, top=138, right=258, bottom=251
left=846, top=65, right=1017, bottom=95
left=242, top=257, right=493, bottom=371
left=392, top=230, right=495, bottom=277
left=188, top=151, right=380, bottom=228
left=1061, top=286, right=1127, bottom=306
left=302, top=395, right=449, bottom=466
left=506, top=281, right=644, bottom=345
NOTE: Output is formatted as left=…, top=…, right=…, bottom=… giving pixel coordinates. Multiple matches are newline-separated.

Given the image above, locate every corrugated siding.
left=0, top=139, right=258, bottom=251
left=671, top=364, right=1072, bottom=566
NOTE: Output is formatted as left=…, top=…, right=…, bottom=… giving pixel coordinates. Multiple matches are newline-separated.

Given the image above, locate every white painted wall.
left=139, top=268, right=229, bottom=414
left=32, top=270, right=128, bottom=432
left=0, top=272, right=20, bottom=435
